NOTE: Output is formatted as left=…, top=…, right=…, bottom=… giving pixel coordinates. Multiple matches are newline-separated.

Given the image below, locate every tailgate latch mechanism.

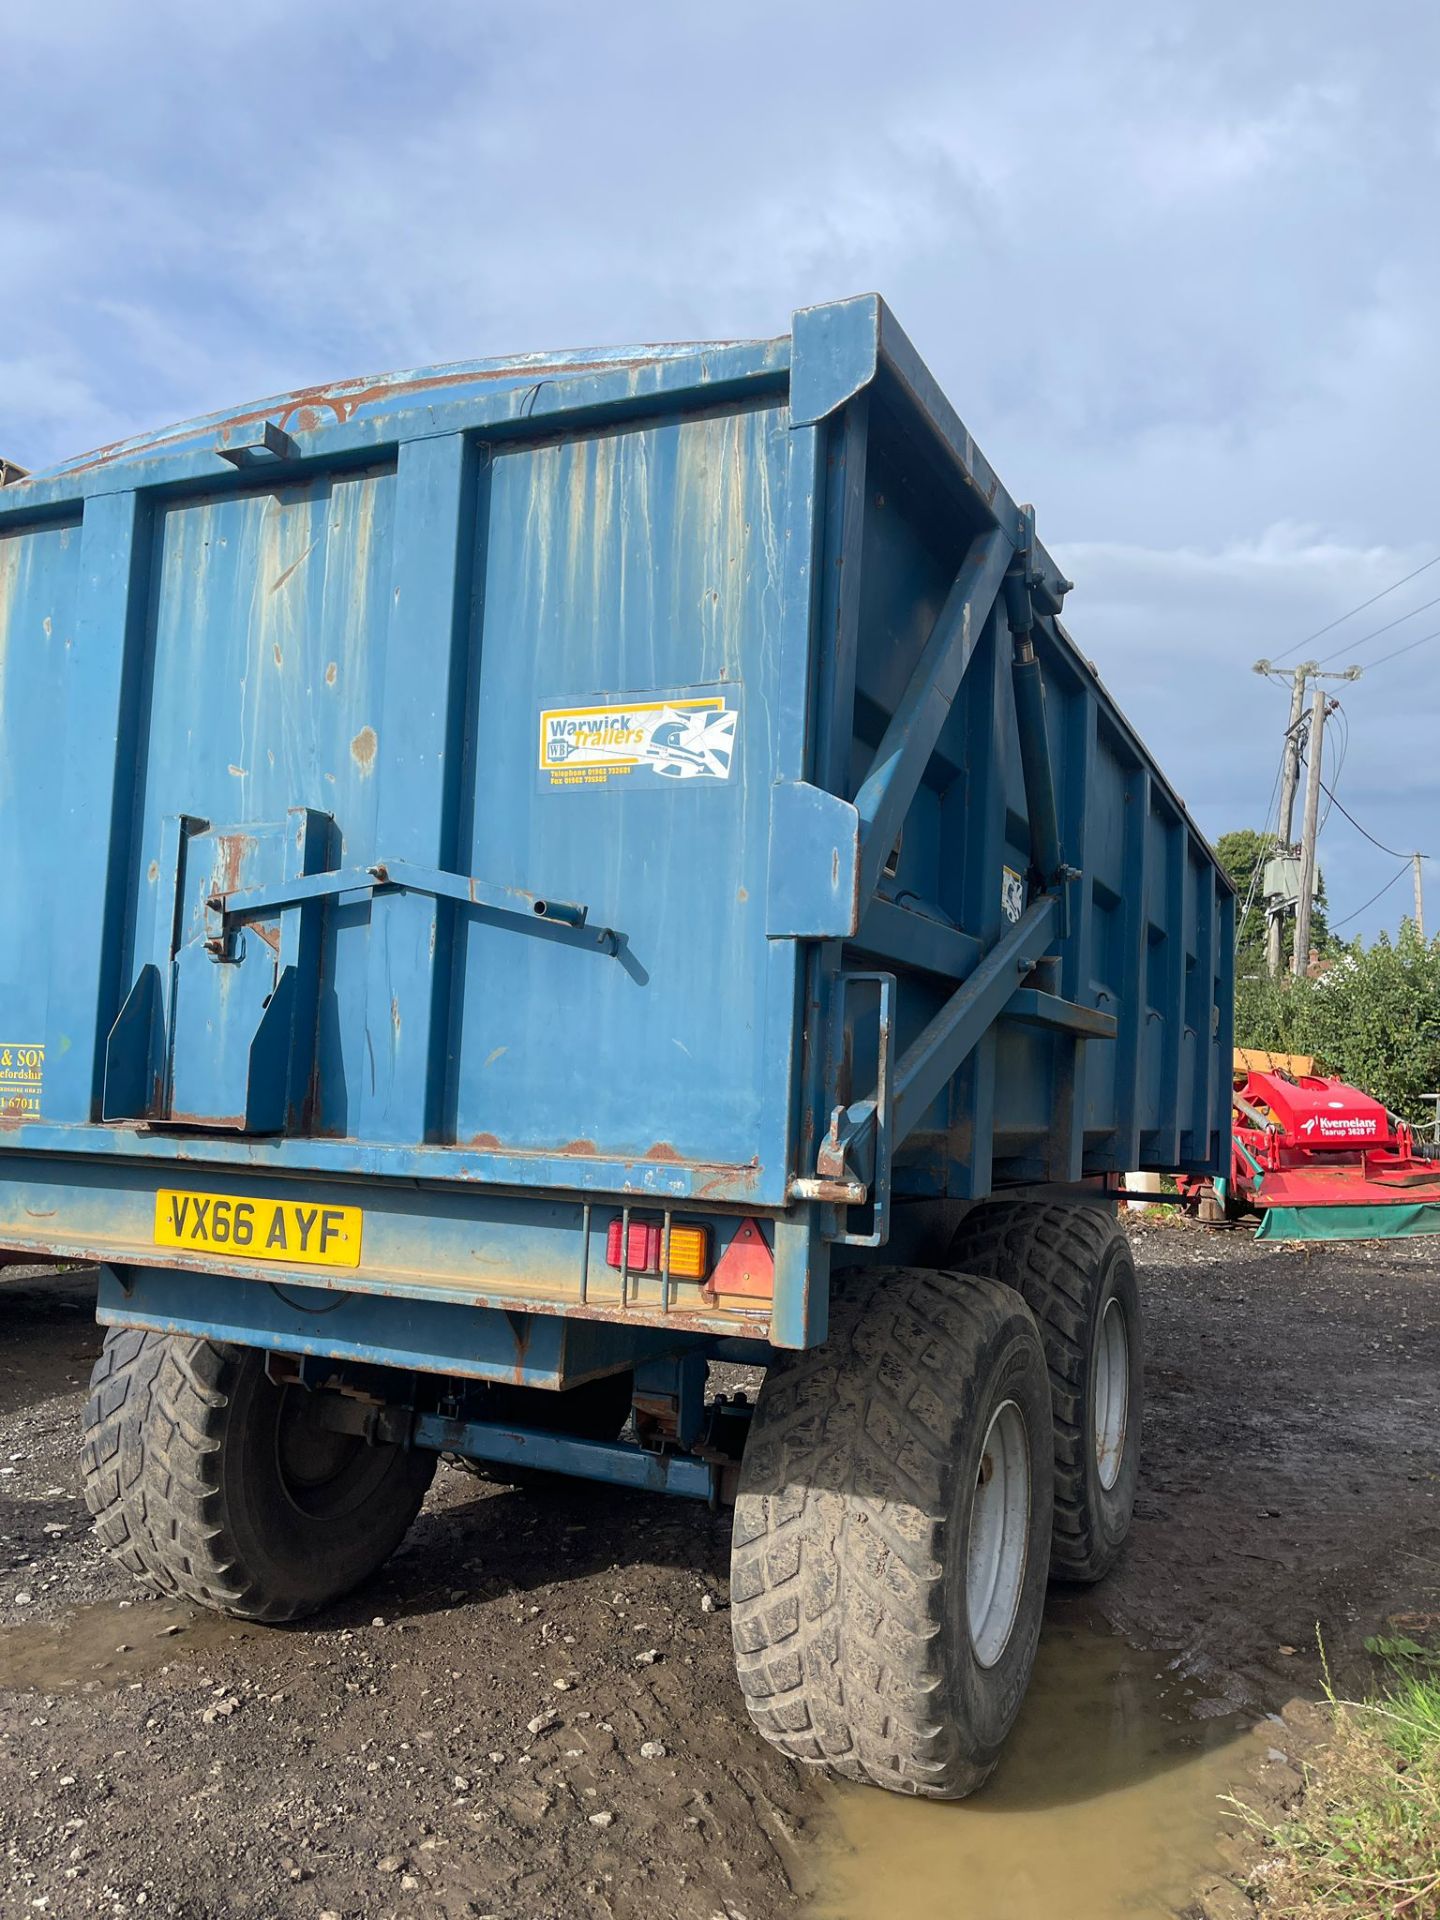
left=212, top=859, right=618, bottom=956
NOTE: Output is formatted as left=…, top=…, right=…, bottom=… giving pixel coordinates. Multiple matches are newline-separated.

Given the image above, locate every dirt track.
left=2, top=1223, right=1438, bottom=1919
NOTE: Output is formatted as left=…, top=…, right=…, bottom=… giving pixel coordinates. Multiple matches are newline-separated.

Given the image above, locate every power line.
left=1272, top=552, right=1440, bottom=665
left=1250, top=660, right=1429, bottom=962
left=1295, top=726, right=1416, bottom=861
left=1233, top=739, right=1288, bottom=956
left=1289, top=724, right=1427, bottom=940
left=1316, top=774, right=1416, bottom=861
left=1316, top=704, right=1348, bottom=835
left=1330, top=858, right=1413, bottom=932
left=1365, top=624, right=1440, bottom=674
left=1316, top=589, right=1440, bottom=666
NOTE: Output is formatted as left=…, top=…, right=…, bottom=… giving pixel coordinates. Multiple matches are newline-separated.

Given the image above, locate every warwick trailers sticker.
left=539, top=693, right=739, bottom=790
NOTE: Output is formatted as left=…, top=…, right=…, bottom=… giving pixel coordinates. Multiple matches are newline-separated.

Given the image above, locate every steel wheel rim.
left=1093, top=1297, right=1129, bottom=1492
left=966, top=1399, right=1030, bottom=1668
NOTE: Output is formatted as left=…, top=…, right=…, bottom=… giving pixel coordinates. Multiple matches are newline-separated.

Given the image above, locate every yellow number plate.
left=154, top=1189, right=362, bottom=1269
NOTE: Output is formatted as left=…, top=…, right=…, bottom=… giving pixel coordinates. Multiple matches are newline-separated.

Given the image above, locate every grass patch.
left=1239, top=1639, right=1440, bottom=1918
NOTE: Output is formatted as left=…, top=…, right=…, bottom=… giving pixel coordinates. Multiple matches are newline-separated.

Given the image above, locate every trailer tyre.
left=731, top=1268, right=1051, bottom=1798
left=945, top=1202, right=1142, bottom=1583
left=82, top=1327, right=435, bottom=1622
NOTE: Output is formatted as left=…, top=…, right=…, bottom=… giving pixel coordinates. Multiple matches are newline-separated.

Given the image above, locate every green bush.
left=1235, top=925, right=1440, bottom=1123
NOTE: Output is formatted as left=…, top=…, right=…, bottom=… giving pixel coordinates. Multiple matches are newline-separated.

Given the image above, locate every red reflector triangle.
left=708, top=1217, right=774, bottom=1298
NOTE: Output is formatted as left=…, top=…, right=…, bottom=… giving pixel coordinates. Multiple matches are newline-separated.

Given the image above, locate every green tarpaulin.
left=1256, top=1203, right=1440, bottom=1242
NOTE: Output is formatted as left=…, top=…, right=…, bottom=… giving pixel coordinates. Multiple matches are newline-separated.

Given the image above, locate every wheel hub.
left=1093, top=1297, right=1130, bottom=1492
left=274, top=1389, right=394, bottom=1521
left=965, top=1399, right=1030, bottom=1668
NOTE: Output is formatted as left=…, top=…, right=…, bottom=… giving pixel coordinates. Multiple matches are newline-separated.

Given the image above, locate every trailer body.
left=0, top=294, right=1230, bottom=1391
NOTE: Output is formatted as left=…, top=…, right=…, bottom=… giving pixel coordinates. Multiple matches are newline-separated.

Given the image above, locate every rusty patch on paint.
left=215, top=832, right=253, bottom=898
left=324, top=661, right=337, bottom=687
left=695, top=1161, right=762, bottom=1200
left=54, top=354, right=668, bottom=475
left=268, top=539, right=319, bottom=596
left=350, top=726, right=377, bottom=774
left=642, top=1141, right=684, bottom=1163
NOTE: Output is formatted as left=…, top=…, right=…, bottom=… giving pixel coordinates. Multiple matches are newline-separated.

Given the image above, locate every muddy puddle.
left=5, top=1599, right=1260, bottom=1917
left=812, top=1611, right=1256, bottom=1920
left=0, top=1597, right=271, bottom=1693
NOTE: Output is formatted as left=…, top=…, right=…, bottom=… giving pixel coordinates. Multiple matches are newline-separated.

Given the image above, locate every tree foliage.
left=1234, top=923, right=1440, bottom=1122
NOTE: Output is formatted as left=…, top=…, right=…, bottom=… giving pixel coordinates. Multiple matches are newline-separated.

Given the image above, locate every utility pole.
left=1415, top=853, right=1426, bottom=941
left=1254, top=657, right=1360, bottom=976
left=1292, top=683, right=1329, bottom=976
left=1267, top=664, right=1311, bottom=977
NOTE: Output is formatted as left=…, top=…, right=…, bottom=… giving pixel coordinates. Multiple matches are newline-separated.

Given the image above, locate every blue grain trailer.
left=0, top=295, right=1231, bottom=1797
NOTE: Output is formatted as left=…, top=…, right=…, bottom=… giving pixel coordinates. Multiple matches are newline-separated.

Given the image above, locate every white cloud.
left=1, top=0, right=1436, bottom=938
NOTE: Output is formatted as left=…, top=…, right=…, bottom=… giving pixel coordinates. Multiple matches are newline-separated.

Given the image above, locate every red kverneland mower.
left=1185, top=1058, right=1440, bottom=1241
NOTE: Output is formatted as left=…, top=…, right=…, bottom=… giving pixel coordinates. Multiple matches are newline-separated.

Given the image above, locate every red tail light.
left=604, top=1218, right=710, bottom=1279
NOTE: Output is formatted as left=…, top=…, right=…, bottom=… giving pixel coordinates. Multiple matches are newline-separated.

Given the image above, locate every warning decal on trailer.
left=538, top=690, right=740, bottom=790
left=0, top=1042, right=44, bottom=1118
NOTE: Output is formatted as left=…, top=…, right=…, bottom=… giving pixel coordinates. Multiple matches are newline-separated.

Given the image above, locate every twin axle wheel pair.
left=80, top=1202, right=1141, bottom=1801
left=732, top=1202, right=1141, bottom=1798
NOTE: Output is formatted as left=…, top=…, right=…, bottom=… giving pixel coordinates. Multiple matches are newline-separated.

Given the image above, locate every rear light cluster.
left=604, top=1217, right=710, bottom=1280
left=601, top=1215, right=776, bottom=1299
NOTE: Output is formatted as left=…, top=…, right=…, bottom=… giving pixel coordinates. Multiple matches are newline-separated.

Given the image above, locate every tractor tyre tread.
left=82, top=1326, right=433, bottom=1623
left=730, top=1266, right=1050, bottom=1798
left=945, top=1201, right=1141, bottom=1582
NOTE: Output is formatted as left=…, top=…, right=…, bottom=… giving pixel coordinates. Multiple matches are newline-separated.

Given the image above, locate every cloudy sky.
left=3, top=0, right=1436, bottom=943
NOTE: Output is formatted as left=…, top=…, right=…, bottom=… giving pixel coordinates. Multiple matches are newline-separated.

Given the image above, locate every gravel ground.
left=1110, top=1220, right=1440, bottom=1714
left=1, top=1223, right=1438, bottom=1920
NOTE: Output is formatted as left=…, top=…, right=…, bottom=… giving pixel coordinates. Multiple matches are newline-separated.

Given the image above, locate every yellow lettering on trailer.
left=0, top=1041, right=44, bottom=1118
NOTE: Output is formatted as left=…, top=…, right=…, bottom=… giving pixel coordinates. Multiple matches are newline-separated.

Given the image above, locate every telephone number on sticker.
left=154, top=1189, right=363, bottom=1269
